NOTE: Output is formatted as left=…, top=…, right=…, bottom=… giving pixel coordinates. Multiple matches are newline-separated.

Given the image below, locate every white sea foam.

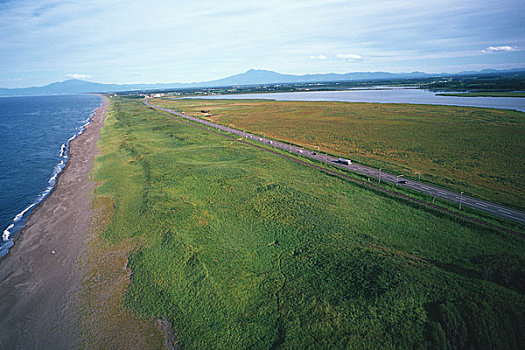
left=59, top=143, right=66, bottom=157
left=2, top=224, right=14, bottom=241
left=1, top=98, right=102, bottom=251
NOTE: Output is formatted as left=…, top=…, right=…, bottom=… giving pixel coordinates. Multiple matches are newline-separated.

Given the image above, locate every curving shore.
left=0, top=96, right=108, bottom=349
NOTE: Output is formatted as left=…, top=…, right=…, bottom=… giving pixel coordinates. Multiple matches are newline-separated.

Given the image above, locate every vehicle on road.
left=337, top=158, right=351, bottom=165
left=398, top=180, right=408, bottom=184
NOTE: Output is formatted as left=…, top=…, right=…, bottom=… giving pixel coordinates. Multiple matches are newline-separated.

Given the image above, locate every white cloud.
left=481, top=46, right=517, bottom=53
left=65, top=73, right=91, bottom=80
left=336, top=53, right=362, bottom=60
left=310, top=54, right=328, bottom=60
left=1, top=0, right=524, bottom=86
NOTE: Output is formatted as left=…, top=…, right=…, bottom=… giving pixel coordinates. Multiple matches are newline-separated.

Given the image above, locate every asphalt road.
left=144, top=98, right=525, bottom=226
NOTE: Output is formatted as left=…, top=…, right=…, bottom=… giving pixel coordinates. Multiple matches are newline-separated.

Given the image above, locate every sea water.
left=0, top=94, right=102, bottom=257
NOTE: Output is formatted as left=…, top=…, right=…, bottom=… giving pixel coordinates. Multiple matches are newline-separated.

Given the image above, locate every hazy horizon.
left=4, top=67, right=525, bottom=91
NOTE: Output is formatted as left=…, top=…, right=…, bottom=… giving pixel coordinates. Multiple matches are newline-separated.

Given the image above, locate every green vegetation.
left=93, top=96, right=525, bottom=349
left=421, top=72, right=525, bottom=92
left=152, top=98, right=525, bottom=211
left=438, top=92, right=525, bottom=98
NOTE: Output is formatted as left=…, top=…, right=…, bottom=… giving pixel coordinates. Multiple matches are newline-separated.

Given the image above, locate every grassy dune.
left=152, top=98, right=525, bottom=210
left=92, top=97, right=525, bottom=349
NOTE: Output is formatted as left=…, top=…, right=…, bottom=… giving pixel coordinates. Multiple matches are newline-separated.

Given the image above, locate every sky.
left=0, top=0, right=524, bottom=88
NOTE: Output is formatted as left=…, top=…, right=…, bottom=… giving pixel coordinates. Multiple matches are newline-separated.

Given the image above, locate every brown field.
left=152, top=98, right=525, bottom=210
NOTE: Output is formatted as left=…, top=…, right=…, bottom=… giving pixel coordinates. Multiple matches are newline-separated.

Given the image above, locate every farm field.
left=152, top=98, right=525, bottom=211
left=87, top=96, right=525, bottom=349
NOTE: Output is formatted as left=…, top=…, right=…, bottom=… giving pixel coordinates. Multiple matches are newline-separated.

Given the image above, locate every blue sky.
left=0, top=0, right=524, bottom=87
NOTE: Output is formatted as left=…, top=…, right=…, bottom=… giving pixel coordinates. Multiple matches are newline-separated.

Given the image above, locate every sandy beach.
left=0, top=96, right=108, bottom=349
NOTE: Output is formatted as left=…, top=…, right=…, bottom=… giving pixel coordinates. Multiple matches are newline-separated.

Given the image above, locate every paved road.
left=144, top=98, right=525, bottom=226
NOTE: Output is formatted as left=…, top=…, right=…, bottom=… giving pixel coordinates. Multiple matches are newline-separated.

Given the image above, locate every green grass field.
left=152, top=98, right=525, bottom=211
left=92, top=97, right=525, bottom=349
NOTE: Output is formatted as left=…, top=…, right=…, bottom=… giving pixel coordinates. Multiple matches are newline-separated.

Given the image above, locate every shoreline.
left=1, top=98, right=103, bottom=257
left=0, top=96, right=108, bottom=349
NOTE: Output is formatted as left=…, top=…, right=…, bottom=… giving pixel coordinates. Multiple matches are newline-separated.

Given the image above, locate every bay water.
left=193, top=87, right=525, bottom=112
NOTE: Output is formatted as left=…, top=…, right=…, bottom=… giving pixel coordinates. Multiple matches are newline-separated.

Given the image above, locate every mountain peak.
left=243, top=68, right=275, bottom=74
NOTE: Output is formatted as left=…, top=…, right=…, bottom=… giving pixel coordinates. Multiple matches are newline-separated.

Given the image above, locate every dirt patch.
left=79, top=228, right=165, bottom=349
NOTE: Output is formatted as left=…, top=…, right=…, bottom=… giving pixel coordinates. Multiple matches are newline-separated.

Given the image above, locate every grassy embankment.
left=86, top=96, right=525, bottom=349
left=437, top=92, right=525, bottom=98
left=152, top=98, right=525, bottom=211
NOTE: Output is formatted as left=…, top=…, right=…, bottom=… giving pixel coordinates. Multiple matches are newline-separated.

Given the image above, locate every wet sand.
left=0, top=96, right=108, bottom=349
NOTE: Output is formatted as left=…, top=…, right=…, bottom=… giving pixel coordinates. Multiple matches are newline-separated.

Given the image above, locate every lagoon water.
left=194, top=87, right=525, bottom=112
left=0, top=94, right=101, bottom=257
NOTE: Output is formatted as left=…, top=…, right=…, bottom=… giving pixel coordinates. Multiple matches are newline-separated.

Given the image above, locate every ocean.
left=0, top=94, right=102, bottom=257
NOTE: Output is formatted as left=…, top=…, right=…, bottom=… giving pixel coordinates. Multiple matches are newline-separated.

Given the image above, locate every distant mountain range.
left=1, top=68, right=524, bottom=96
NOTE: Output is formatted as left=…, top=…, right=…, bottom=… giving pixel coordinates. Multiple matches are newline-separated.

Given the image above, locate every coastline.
left=0, top=96, right=108, bottom=349
left=1, top=96, right=103, bottom=257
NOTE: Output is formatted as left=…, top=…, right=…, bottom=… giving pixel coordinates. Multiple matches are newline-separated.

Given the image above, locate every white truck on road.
left=337, top=158, right=352, bottom=165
